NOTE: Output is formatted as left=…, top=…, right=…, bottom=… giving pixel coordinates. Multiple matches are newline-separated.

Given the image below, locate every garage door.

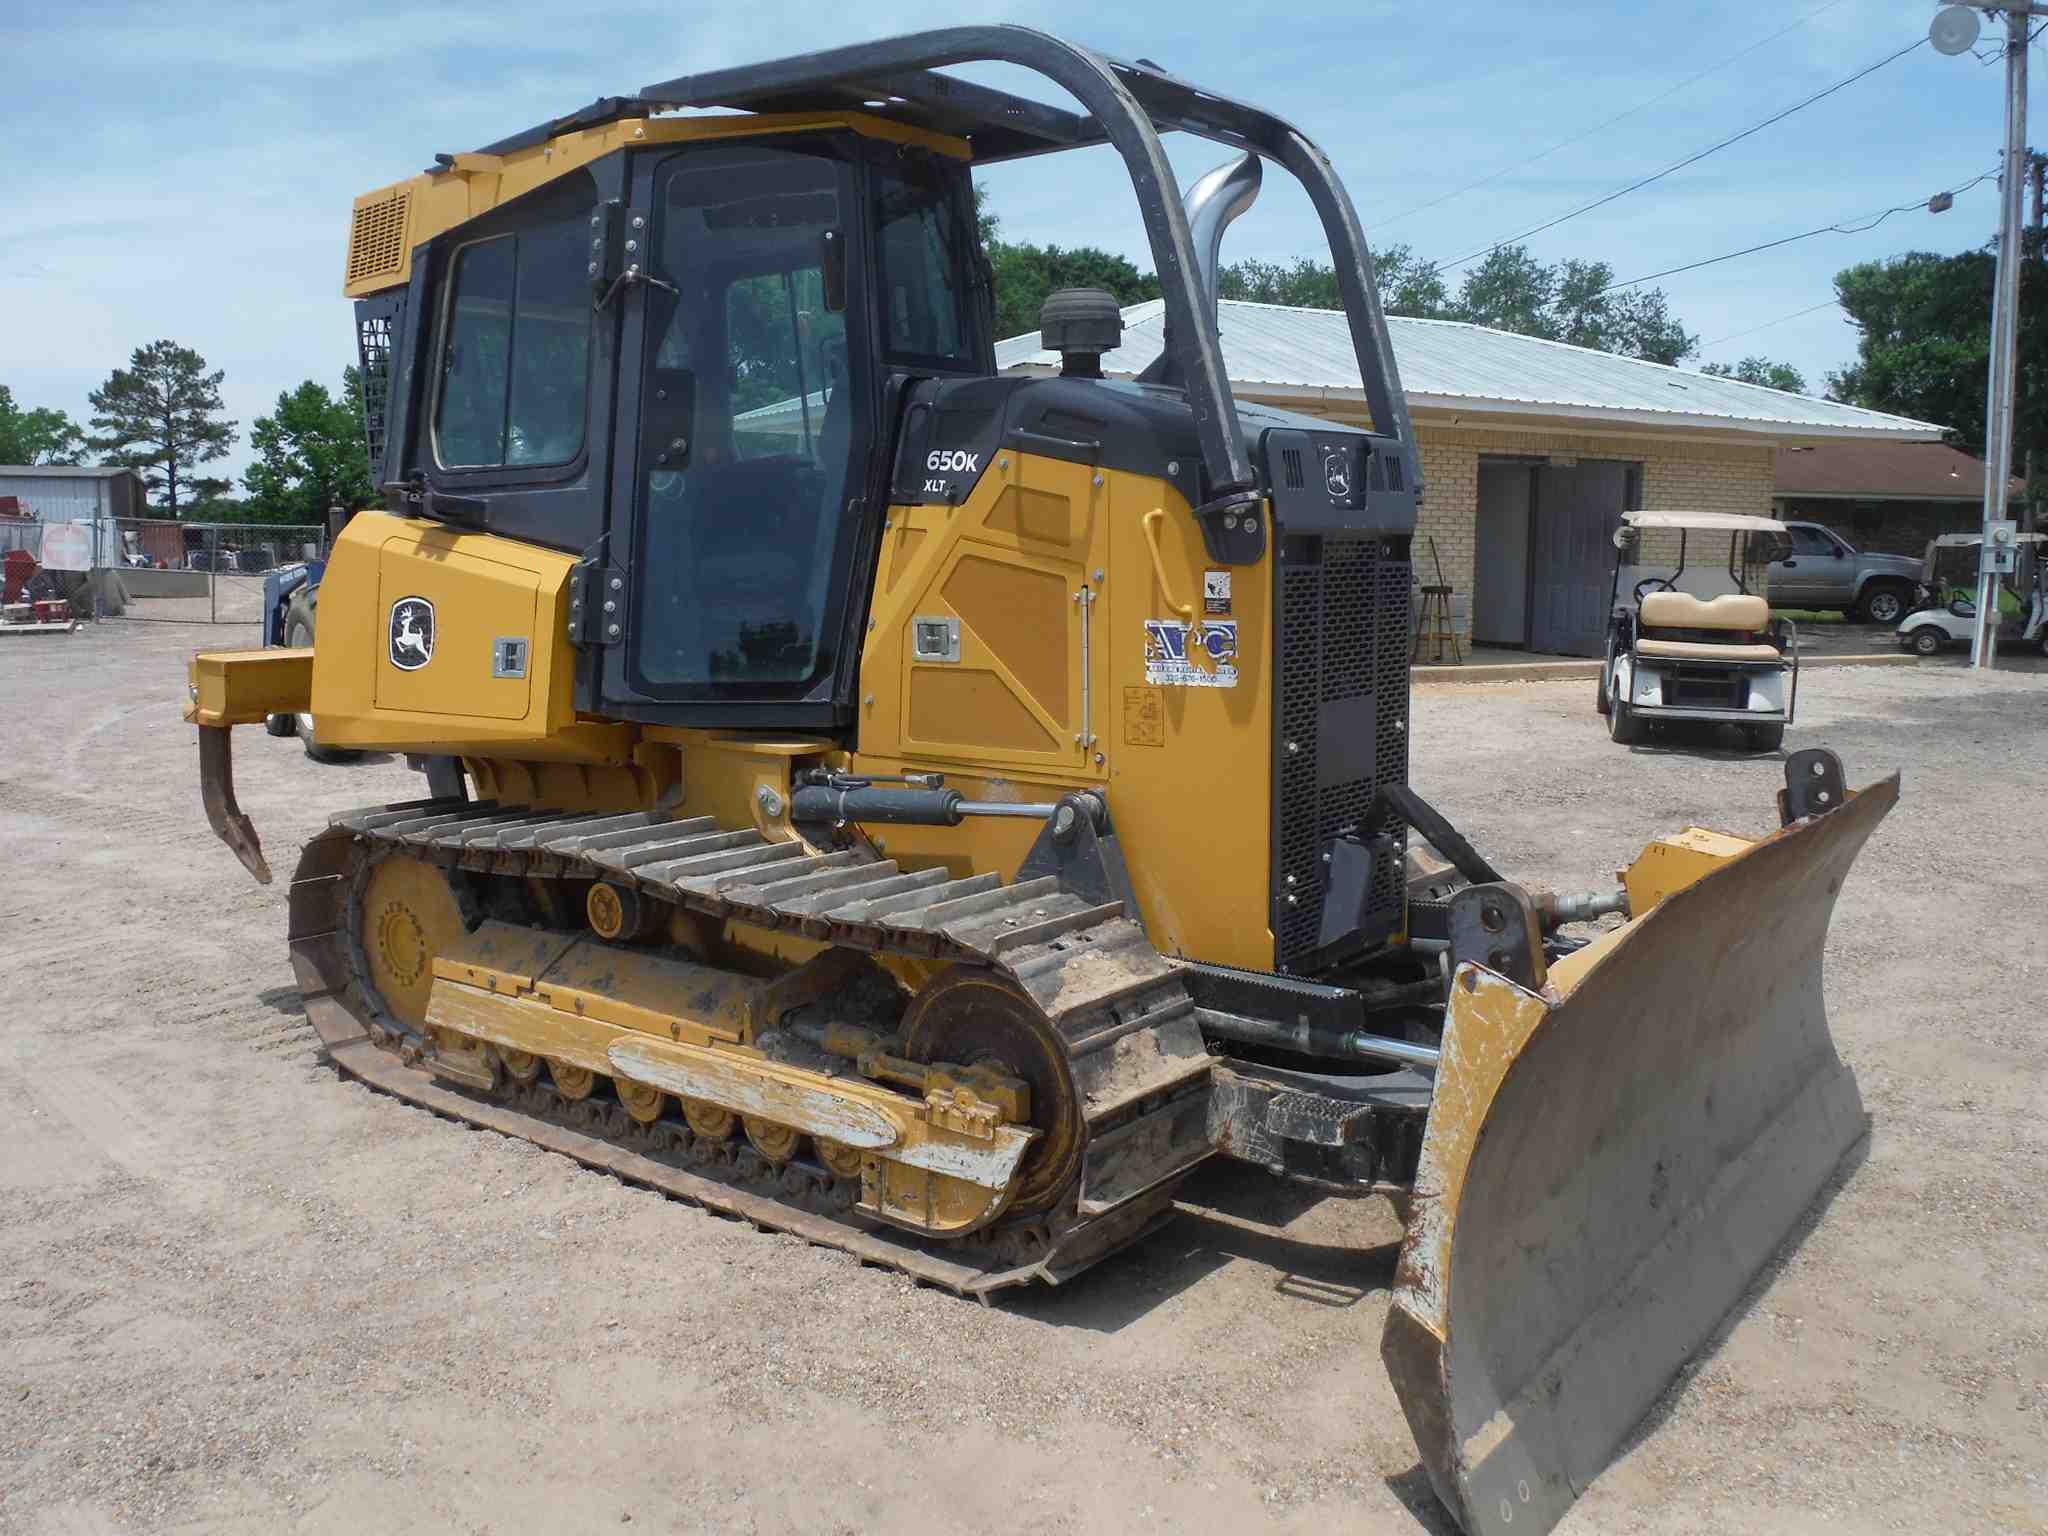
left=1530, top=461, right=1635, bottom=657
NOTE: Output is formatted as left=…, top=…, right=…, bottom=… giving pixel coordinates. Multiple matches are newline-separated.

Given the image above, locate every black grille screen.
left=1273, top=536, right=1411, bottom=971
left=354, top=297, right=399, bottom=480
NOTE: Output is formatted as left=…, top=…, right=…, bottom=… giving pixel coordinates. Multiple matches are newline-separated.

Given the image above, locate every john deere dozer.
left=184, top=29, right=1895, bottom=1533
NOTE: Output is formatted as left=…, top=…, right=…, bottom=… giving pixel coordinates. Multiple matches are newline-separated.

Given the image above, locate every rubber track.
left=286, top=798, right=1213, bottom=1296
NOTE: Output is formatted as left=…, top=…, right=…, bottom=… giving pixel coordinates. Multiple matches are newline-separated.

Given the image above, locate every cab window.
left=434, top=201, right=592, bottom=470
left=873, top=159, right=976, bottom=369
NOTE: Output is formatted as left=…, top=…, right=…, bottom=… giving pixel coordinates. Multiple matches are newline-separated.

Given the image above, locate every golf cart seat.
left=1639, top=592, right=1770, bottom=631
left=1636, top=591, right=1780, bottom=661
left=1636, top=637, right=1782, bottom=662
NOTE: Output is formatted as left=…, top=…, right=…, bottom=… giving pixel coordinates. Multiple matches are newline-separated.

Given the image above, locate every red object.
left=2, top=548, right=35, bottom=603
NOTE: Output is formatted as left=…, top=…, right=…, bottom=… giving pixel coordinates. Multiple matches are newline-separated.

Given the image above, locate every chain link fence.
left=111, top=520, right=328, bottom=624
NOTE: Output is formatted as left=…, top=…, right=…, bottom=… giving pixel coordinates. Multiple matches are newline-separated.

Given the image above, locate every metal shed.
left=0, top=466, right=148, bottom=523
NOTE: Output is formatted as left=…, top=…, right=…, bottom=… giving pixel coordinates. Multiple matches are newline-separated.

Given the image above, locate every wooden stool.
left=1414, top=584, right=1463, bottom=663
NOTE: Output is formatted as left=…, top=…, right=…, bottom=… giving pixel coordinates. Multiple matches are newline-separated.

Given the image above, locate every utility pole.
left=1941, top=3, right=2040, bottom=668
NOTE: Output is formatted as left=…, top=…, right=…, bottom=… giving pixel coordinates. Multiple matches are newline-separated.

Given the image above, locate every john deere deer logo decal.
left=389, top=597, right=435, bottom=671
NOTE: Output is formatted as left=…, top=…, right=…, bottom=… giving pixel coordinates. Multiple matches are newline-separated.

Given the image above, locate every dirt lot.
left=3, top=620, right=2043, bottom=1536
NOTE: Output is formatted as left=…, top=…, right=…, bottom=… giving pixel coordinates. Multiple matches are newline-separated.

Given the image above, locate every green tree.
left=974, top=179, right=1696, bottom=363
left=974, top=186, right=1160, bottom=339
left=1223, top=245, right=1695, bottom=362
left=1826, top=240, right=2047, bottom=469
left=0, top=386, right=87, bottom=464
left=1456, top=248, right=1696, bottom=363
left=1701, top=356, right=1809, bottom=394
left=87, top=340, right=236, bottom=514
left=988, top=241, right=1160, bottom=341
left=242, top=369, right=377, bottom=525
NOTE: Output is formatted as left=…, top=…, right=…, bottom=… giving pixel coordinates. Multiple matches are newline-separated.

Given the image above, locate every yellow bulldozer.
left=183, top=28, right=1896, bottom=1534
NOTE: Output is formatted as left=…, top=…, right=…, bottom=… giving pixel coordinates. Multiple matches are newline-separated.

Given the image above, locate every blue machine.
left=260, top=560, right=324, bottom=647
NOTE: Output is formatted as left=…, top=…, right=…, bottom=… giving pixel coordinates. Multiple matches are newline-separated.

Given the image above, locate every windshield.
left=631, top=144, right=862, bottom=696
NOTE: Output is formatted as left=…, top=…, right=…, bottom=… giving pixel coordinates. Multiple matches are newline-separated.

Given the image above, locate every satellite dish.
left=1930, top=4, right=1981, bottom=57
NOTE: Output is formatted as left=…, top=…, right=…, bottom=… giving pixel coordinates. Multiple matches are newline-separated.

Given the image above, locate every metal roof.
left=0, top=465, right=143, bottom=480
left=994, top=300, right=1945, bottom=441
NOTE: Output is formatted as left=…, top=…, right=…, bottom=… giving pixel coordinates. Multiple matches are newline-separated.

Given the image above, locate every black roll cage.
left=624, top=25, right=1420, bottom=558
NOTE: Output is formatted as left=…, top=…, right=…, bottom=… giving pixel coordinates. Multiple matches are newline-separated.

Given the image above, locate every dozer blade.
left=1382, top=772, right=1897, bottom=1536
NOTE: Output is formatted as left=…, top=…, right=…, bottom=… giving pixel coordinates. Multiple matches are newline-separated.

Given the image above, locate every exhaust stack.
left=1183, top=151, right=1261, bottom=331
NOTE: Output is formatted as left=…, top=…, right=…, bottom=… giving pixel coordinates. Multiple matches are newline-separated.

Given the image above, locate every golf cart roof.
left=1929, top=530, right=2048, bottom=547
left=1622, top=510, right=1788, bottom=533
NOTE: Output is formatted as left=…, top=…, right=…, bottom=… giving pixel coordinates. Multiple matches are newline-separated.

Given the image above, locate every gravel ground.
left=2, top=620, right=2043, bottom=1536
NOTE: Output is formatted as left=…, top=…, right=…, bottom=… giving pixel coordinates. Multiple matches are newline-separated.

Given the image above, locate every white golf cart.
left=1895, top=530, right=2048, bottom=656
left=1598, top=510, right=1798, bottom=750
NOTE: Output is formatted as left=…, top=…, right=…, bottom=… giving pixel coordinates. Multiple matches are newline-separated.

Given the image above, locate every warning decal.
left=1203, top=569, right=1232, bottom=615
left=1122, top=685, right=1165, bottom=746
left=1143, top=618, right=1239, bottom=689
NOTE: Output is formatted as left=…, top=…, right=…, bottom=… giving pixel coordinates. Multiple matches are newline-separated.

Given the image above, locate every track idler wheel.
left=899, top=967, right=1083, bottom=1216
left=353, top=852, right=468, bottom=1031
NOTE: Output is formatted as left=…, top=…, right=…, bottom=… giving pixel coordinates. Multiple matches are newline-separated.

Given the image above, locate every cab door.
left=595, top=139, right=875, bottom=732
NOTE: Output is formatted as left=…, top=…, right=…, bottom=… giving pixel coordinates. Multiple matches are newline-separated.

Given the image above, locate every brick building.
left=998, top=302, right=1943, bottom=655
left=1773, top=438, right=2022, bottom=556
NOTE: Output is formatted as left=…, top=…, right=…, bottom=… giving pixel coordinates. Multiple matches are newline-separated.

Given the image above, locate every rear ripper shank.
left=182, top=28, right=1896, bottom=1536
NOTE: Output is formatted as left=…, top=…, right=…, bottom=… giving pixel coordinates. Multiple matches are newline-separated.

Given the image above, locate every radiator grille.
left=346, top=192, right=410, bottom=286
left=1273, top=536, right=1411, bottom=971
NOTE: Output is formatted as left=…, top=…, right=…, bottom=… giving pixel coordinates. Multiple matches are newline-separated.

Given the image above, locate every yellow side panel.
left=854, top=460, right=1277, bottom=973
left=310, top=510, right=630, bottom=764
left=860, top=452, right=1104, bottom=775
left=374, top=543, right=535, bottom=720
left=909, top=669, right=1056, bottom=752
left=1101, top=481, right=1275, bottom=970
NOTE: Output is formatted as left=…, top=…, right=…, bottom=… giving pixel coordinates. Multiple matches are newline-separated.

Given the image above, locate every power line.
left=1433, top=34, right=1932, bottom=275
left=1698, top=299, right=1843, bottom=351
left=1377, top=0, right=1854, bottom=233
left=1592, top=169, right=1999, bottom=297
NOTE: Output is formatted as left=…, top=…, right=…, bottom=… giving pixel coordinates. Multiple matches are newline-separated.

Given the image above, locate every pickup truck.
left=1767, top=520, right=1926, bottom=624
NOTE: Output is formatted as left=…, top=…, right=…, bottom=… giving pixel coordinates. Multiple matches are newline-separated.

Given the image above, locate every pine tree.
left=87, top=340, right=237, bottom=515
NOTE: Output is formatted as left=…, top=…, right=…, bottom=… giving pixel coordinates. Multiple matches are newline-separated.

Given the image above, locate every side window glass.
left=434, top=211, right=591, bottom=471
left=873, top=166, right=973, bottom=367
left=506, top=221, right=590, bottom=465
left=436, top=238, right=515, bottom=466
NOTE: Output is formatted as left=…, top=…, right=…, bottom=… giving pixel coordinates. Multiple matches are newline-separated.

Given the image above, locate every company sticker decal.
left=389, top=596, right=436, bottom=671
left=1143, top=618, right=1238, bottom=689
left=1203, top=569, right=1232, bottom=615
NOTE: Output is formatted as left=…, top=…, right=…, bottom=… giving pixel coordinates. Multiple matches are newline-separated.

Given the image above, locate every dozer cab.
left=182, top=28, right=1896, bottom=1535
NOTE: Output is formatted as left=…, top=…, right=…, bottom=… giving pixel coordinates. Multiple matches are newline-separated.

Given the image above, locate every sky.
left=1, top=0, right=2033, bottom=482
